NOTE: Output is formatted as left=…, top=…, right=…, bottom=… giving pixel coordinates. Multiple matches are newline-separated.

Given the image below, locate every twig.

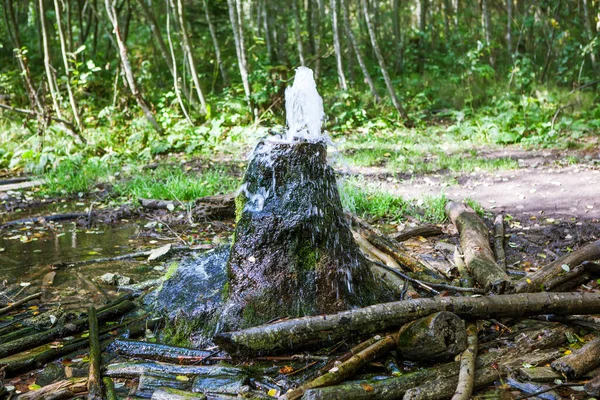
left=0, top=292, right=42, bottom=316
left=452, top=322, right=478, bottom=400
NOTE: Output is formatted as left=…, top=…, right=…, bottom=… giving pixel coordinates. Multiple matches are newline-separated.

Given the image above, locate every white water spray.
left=285, top=67, right=324, bottom=142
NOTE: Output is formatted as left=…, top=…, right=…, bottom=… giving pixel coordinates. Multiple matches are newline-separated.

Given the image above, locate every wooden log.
left=103, top=377, right=118, bottom=400
left=585, top=373, right=600, bottom=397
left=392, top=225, right=443, bottom=242
left=138, top=198, right=176, bottom=210
left=396, top=312, right=466, bottom=361
left=111, top=339, right=213, bottom=364
left=105, top=362, right=244, bottom=379
left=213, top=292, right=600, bottom=356
left=551, top=337, right=600, bottom=377
left=285, top=335, right=397, bottom=400
left=152, top=388, right=207, bottom=399
left=493, top=213, right=506, bottom=270
left=0, top=213, right=86, bottom=228
left=318, top=336, right=382, bottom=375
left=0, top=292, right=42, bottom=316
left=87, top=307, right=102, bottom=400
left=17, top=377, right=87, bottom=400
left=136, top=373, right=192, bottom=398
left=445, top=201, right=511, bottom=292
left=515, top=239, right=600, bottom=293
left=451, top=323, right=478, bottom=400
left=0, top=298, right=135, bottom=358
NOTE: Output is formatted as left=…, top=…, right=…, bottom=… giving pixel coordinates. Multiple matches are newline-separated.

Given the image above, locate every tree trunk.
left=582, top=0, right=597, bottom=69
left=481, top=0, right=493, bottom=65
left=227, top=0, right=252, bottom=109
left=506, top=0, right=513, bottom=56
left=360, top=0, right=409, bottom=121
left=38, top=0, right=63, bottom=119
left=54, top=0, right=83, bottom=131
left=341, top=0, right=380, bottom=101
left=330, top=0, right=348, bottom=90
left=172, top=0, right=208, bottom=114
left=104, top=0, right=163, bottom=134
left=203, top=0, right=229, bottom=85
left=166, top=0, right=192, bottom=124
left=292, top=0, right=305, bottom=66
left=314, top=0, right=324, bottom=80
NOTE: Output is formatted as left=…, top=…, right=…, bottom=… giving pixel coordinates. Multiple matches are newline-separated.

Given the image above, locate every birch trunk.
left=360, top=0, right=409, bottom=121
left=330, top=0, right=348, bottom=90
left=227, top=0, right=252, bottom=108
left=506, top=0, right=513, bottom=56
left=38, top=0, right=63, bottom=119
left=292, top=0, right=305, bottom=66
left=54, top=0, right=83, bottom=130
left=166, top=1, right=192, bottom=124
left=582, top=0, right=597, bottom=68
left=203, top=0, right=229, bottom=85
left=341, top=0, right=380, bottom=101
left=171, top=0, right=208, bottom=114
left=104, top=0, right=163, bottom=134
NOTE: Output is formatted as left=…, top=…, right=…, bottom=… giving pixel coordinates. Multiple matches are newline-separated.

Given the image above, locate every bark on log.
left=551, top=337, right=600, bottom=377
left=445, top=201, right=511, bottom=292
left=17, top=377, right=87, bottom=400
left=392, top=225, right=443, bottom=242
left=493, top=213, right=506, bottom=270
left=152, top=388, right=207, bottom=399
left=87, top=307, right=102, bottom=400
left=105, top=362, right=243, bottom=379
left=396, top=312, right=466, bottom=361
left=515, top=239, right=600, bottom=293
left=103, top=377, right=118, bottom=400
left=213, top=292, right=600, bottom=356
left=585, top=373, right=600, bottom=397
left=285, top=335, right=397, bottom=399
left=451, top=323, right=478, bottom=400
left=112, top=339, right=213, bottom=364
left=0, top=292, right=42, bottom=316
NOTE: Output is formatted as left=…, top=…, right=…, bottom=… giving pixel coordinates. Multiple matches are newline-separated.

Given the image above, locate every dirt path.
left=351, top=148, right=600, bottom=222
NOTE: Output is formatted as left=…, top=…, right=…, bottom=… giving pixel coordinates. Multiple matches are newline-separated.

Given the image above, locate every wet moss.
left=221, top=281, right=230, bottom=301
left=234, top=193, right=247, bottom=224
left=297, top=241, right=318, bottom=272
left=164, top=262, right=179, bottom=280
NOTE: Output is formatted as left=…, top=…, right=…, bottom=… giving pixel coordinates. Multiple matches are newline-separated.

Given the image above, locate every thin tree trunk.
left=54, top=0, right=83, bottom=131
left=453, top=0, right=459, bottom=28
left=314, top=0, right=324, bottom=80
left=104, top=0, right=163, bottom=134
left=166, top=0, right=192, bottom=124
left=38, top=0, right=63, bottom=119
left=506, top=0, right=513, bottom=56
left=331, top=0, right=348, bottom=90
left=360, top=0, right=409, bottom=121
left=418, top=0, right=428, bottom=72
left=203, top=0, right=229, bottom=85
left=582, top=0, right=597, bottom=68
left=227, top=0, right=252, bottom=109
left=135, top=0, right=173, bottom=77
left=262, top=2, right=274, bottom=63
left=171, top=0, right=208, bottom=114
left=292, top=0, right=306, bottom=66
left=341, top=0, right=380, bottom=101
left=481, top=0, right=493, bottom=65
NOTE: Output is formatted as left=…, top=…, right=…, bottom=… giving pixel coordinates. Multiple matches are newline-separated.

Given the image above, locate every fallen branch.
left=445, top=201, right=511, bottom=292
left=151, top=388, right=206, bottom=399
left=87, top=307, right=102, bottom=400
left=0, top=213, right=86, bottom=228
left=392, top=225, right=443, bottom=242
left=111, top=339, right=213, bottom=364
left=17, top=377, right=87, bottom=400
left=451, top=322, right=478, bottom=400
left=0, top=292, right=42, bottom=316
left=515, top=239, right=600, bottom=293
left=285, top=335, right=397, bottom=400
left=213, top=292, right=600, bottom=356
left=551, top=336, right=600, bottom=377
left=493, top=213, right=506, bottom=270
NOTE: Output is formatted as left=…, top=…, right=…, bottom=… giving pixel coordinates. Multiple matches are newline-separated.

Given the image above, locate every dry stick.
left=214, top=292, right=600, bottom=356
left=551, top=336, right=600, bottom=378
left=17, top=377, right=88, bottom=400
left=451, top=322, right=478, bottom=400
left=493, top=213, right=507, bottom=271
left=515, top=239, right=600, bottom=293
left=446, top=201, right=511, bottom=293
left=87, top=307, right=102, bottom=400
left=0, top=292, right=41, bottom=316
left=392, top=225, right=444, bottom=242
left=284, top=335, right=397, bottom=400
left=318, top=336, right=381, bottom=375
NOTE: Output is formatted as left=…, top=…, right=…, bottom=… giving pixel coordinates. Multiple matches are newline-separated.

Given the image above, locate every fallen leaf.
left=361, top=384, right=374, bottom=392
left=279, top=365, right=294, bottom=374
left=175, top=375, right=189, bottom=382
left=148, top=243, right=172, bottom=261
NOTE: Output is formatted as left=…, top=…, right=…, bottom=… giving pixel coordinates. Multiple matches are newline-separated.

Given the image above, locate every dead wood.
left=551, top=336, right=600, bottom=377
left=515, top=239, right=600, bottom=293
left=139, top=193, right=235, bottom=219
left=392, top=225, right=443, bottom=242
left=285, top=335, right=397, bottom=400
left=112, top=339, right=213, bottom=364
left=493, top=213, right=506, bottom=270
left=0, top=292, right=41, bottom=316
left=103, top=377, right=118, bottom=400
left=445, top=201, right=511, bottom=292
left=451, top=322, right=478, bottom=400
left=585, top=373, right=600, bottom=397
left=17, top=377, right=87, bottom=400
left=152, top=387, right=206, bottom=399
left=87, top=307, right=102, bottom=400
left=318, top=336, right=382, bottom=375
left=396, top=312, right=466, bottom=361
left=139, top=198, right=176, bottom=210
left=0, top=212, right=86, bottom=228
left=213, top=292, right=600, bottom=356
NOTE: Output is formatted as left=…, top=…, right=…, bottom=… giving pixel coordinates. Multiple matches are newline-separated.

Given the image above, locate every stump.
left=220, top=139, right=388, bottom=329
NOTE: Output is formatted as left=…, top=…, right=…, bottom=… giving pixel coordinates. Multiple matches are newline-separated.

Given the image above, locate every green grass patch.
left=43, top=158, right=117, bottom=196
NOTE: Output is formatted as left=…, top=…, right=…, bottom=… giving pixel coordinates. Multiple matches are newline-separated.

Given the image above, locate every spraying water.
left=285, top=67, right=324, bottom=142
